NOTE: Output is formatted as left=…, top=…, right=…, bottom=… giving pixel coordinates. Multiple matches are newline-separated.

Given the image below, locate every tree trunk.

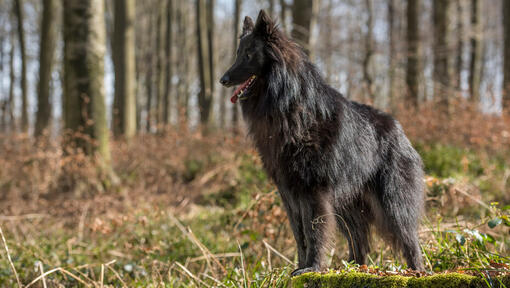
left=279, top=0, right=287, bottom=33
left=406, top=0, right=420, bottom=107
left=113, top=0, right=137, bottom=138
left=454, top=0, right=463, bottom=91
left=63, top=0, right=111, bottom=164
left=231, top=0, right=242, bottom=131
left=14, top=0, right=28, bottom=133
left=433, top=0, right=454, bottom=108
left=145, top=7, right=155, bottom=132
left=8, top=32, right=15, bottom=131
left=468, top=0, right=482, bottom=104
left=35, top=0, right=57, bottom=136
left=176, top=0, right=190, bottom=125
left=388, top=0, right=397, bottom=108
left=164, top=0, right=174, bottom=125
left=502, top=0, right=510, bottom=111
left=196, top=0, right=213, bottom=127
left=268, top=0, right=275, bottom=17
left=362, top=0, right=375, bottom=102
left=155, top=3, right=165, bottom=126
left=291, top=0, right=319, bottom=60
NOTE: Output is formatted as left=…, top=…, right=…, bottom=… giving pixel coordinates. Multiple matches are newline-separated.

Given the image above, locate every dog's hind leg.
left=376, top=152, right=425, bottom=271
left=291, top=189, right=336, bottom=276
left=335, top=196, right=372, bottom=265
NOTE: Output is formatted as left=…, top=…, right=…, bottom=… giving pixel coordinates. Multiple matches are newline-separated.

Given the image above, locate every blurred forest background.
left=0, top=0, right=509, bottom=286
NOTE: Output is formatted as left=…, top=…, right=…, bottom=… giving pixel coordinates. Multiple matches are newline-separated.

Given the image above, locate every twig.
left=189, top=252, right=240, bottom=262
left=100, top=264, right=105, bottom=288
left=174, top=262, right=211, bottom=287
left=0, top=214, right=48, bottom=221
left=238, top=241, right=248, bottom=288
left=0, top=225, right=21, bottom=288
left=263, top=240, right=293, bottom=265
left=38, top=261, right=47, bottom=288
left=25, top=268, right=61, bottom=288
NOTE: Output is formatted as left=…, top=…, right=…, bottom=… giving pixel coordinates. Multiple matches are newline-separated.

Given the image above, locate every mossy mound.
left=292, top=271, right=510, bottom=288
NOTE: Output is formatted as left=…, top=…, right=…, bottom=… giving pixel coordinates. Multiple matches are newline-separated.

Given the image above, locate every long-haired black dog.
left=220, top=10, right=424, bottom=276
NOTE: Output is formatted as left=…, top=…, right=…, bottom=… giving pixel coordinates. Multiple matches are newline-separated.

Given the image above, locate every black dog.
left=220, top=10, right=424, bottom=276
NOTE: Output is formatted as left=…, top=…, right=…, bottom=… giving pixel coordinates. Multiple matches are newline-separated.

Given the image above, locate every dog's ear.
left=253, top=10, right=275, bottom=38
left=241, top=16, right=254, bottom=37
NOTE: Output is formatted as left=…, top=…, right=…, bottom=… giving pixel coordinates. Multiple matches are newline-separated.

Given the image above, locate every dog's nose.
left=220, top=75, right=230, bottom=86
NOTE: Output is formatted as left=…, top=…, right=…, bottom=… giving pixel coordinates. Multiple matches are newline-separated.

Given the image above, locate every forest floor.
left=0, top=114, right=510, bottom=287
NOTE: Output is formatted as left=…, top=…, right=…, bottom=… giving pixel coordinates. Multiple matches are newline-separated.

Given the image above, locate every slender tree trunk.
left=145, top=8, right=155, bottom=132
left=279, top=0, right=287, bottom=33
left=433, top=0, right=454, bottom=108
left=8, top=32, right=15, bottom=131
left=14, top=0, right=28, bottom=133
left=63, top=0, right=111, bottom=164
left=164, top=0, right=174, bottom=124
left=362, top=0, right=375, bottom=102
left=268, top=0, right=275, bottom=16
left=504, top=0, right=510, bottom=111
left=35, top=0, right=57, bottom=137
left=113, top=0, right=137, bottom=138
left=406, top=0, right=420, bottom=107
left=206, top=0, right=216, bottom=128
left=155, top=2, right=165, bottom=127
left=176, top=0, right=190, bottom=125
left=388, top=0, right=397, bottom=108
left=196, top=0, right=213, bottom=127
left=291, top=0, right=319, bottom=60
left=468, top=0, right=483, bottom=104
left=454, top=0, right=463, bottom=91
left=231, top=0, right=242, bottom=131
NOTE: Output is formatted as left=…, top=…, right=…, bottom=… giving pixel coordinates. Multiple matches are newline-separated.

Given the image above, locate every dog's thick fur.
left=220, top=10, right=424, bottom=276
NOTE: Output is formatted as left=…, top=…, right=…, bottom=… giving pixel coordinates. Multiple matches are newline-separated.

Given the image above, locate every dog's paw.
left=291, top=267, right=320, bottom=277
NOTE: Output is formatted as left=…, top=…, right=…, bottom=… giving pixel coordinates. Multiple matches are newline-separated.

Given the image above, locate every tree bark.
left=279, top=0, right=287, bottom=33
left=454, top=0, right=463, bottom=91
left=155, top=2, right=165, bottom=126
left=164, top=0, right=174, bottom=124
left=468, top=0, right=483, bottom=104
left=176, top=0, right=190, bottom=125
left=433, top=0, right=454, bottom=108
left=388, top=0, right=397, bottom=107
left=14, top=0, right=28, bottom=133
left=113, top=0, right=137, bottom=138
left=8, top=31, right=15, bottom=131
left=196, top=0, right=213, bottom=127
left=35, top=0, right=57, bottom=136
left=502, top=0, right=510, bottom=111
left=231, top=0, right=242, bottom=131
left=63, top=0, right=111, bottom=163
left=291, top=0, right=319, bottom=59
left=362, top=0, right=375, bottom=101
left=406, top=0, right=420, bottom=107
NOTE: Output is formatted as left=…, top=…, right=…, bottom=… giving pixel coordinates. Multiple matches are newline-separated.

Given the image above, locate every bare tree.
left=231, top=0, right=242, bottom=130
left=454, top=0, right=463, bottom=91
left=433, top=0, right=454, bottom=108
left=14, top=0, right=27, bottom=132
left=468, top=0, right=483, bottom=104
left=63, top=0, right=111, bottom=163
left=176, top=0, right=191, bottom=124
left=8, top=28, right=15, bottom=131
left=196, top=0, right=214, bottom=128
left=362, top=0, right=375, bottom=101
left=291, top=0, right=319, bottom=59
left=113, top=0, right=137, bottom=138
left=155, top=2, right=165, bottom=126
left=503, top=0, right=510, bottom=111
left=35, top=0, right=57, bottom=136
left=406, top=0, right=420, bottom=107
left=164, top=0, right=174, bottom=124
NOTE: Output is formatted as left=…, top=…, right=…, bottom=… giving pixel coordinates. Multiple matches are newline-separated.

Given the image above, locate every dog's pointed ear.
left=254, top=10, right=275, bottom=38
left=241, top=16, right=254, bottom=37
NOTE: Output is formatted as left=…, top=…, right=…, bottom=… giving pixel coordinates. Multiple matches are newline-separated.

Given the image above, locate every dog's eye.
left=246, top=53, right=252, bottom=60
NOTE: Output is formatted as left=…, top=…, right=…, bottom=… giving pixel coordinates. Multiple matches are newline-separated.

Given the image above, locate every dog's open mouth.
left=231, top=75, right=256, bottom=103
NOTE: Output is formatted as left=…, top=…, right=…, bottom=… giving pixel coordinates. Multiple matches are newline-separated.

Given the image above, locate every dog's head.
left=219, top=10, right=277, bottom=103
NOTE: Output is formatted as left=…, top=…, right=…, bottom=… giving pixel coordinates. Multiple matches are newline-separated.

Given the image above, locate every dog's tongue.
left=230, top=77, right=253, bottom=104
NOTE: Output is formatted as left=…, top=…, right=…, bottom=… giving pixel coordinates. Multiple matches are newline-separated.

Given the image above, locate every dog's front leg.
left=278, top=188, right=307, bottom=268
left=291, top=190, right=335, bottom=276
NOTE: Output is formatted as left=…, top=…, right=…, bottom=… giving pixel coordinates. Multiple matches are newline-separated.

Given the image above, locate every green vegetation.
left=0, top=139, right=508, bottom=286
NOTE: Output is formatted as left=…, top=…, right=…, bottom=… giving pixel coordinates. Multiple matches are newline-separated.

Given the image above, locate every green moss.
left=292, top=272, right=509, bottom=288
